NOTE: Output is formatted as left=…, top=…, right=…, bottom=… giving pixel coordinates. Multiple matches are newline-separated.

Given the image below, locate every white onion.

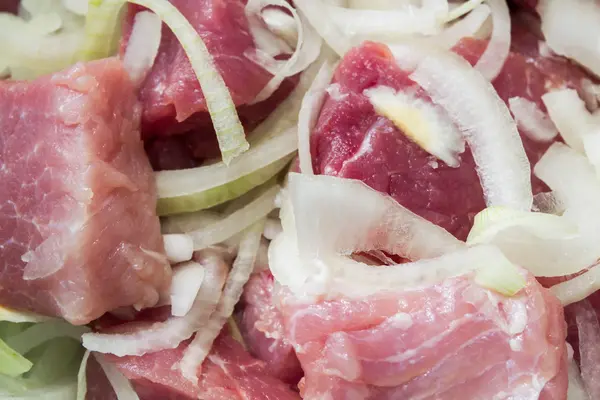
left=347, top=0, right=415, bottom=9
left=94, top=354, right=140, bottom=400
left=179, top=222, right=264, bottom=383
left=508, top=96, right=558, bottom=142
left=550, top=264, right=600, bottom=306
left=169, top=261, right=206, bottom=317
left=246, top=9, right=293, bottom=58
left=82, top=251, right=228, bottom=356
left=393, top=44, right=533, bottom=210
left=583, top=132, right=600, bottom=178
left=245, top=0, right=322, bottom=103
left=438, top=4, right=491, bottom=49
left=261, top=7, right=298, bottom=48
left=263, top=218, right=282, bottom=240
left=542, top=89, right=597, bottom=153
left=532, top=191, right=565, bottom=215
left=293, top=0, right=350, bottom=56
left=76, top=350, right=91, bottom=400
left=473, top=0, right=510, bottom=81
left=298, top=61, right=336, bottom=174
left=162, top=234, right=194, bottom=264
left=444, top=0, right=485, bottom=22
left=122, top=10, right=161, bottom=87
left=62, top=0, right=88, bottom=16
left=538, top=0, right=600, bottom=78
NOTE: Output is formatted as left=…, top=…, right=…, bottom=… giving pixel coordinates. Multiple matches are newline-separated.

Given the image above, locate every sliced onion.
left=76, top=351, right=91, bottom=400
left=162, top=234, right=194, bottom=264
left=0, top=338, right=32, bottom=378
left=438, top=4, right=491, bottom=49
left=168, top=261, right=206, bottom=317
left=245, top=0, right=322, bottom=103
left=472, top=0, right=510, bottom=81
left=550, top=264, right=600, bottom=306
left=443, top=0, right=485, bottom=23
left=94, top=354, right=140, bottom=400
left=298, top=61, right=336, bottom=174
left=261, top=8, right=298, bottom=48
left=538, top=0, right=600, bottom=78
left=543, top=89, right=598, bottom=153
left=574, top=300, right=600, bottom=399
left=122, top=10, right=161, bottom=86
left=82, top=250, right=228, bottom=356
left=128, top=0, right=248, bottom=165
left=246, top=9, right=293, bottom=58
left=155, top=127, right=296, bottom=216
left=532, top=191, right=565, bottom=215
left=78, top=0, right=123, bottom=61
left=568, top=353, right=591, bottom=400
left=583, top=132, right=600, bottom=177
left=0, top=306, right=54, bottom=324
left=508, top=96, right=558, bottom=142
left=393, top=43, right=533, bottom=210
left=347, top=0, right=413, bottom=9
left=364, top=85, right=465, bottom=167
left=5, top=321, right=89, bottom=355
left=179, top=222, right=264, bottom=383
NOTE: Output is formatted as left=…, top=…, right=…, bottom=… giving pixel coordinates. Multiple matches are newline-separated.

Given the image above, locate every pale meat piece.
left=0, top=58, right=169, bottom=325
left=276, top=273, right=568, bottom=399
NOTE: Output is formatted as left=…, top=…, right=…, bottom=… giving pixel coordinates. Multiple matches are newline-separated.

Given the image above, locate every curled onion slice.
left=473, top=0, right=510, bottom=81
left=438, top=4, right=491, bottom=49
left=550, top=264, right=600, bottom=306
left=122, top=10, right=161, bottom=86
left=508, top=96, right=558, bottom=142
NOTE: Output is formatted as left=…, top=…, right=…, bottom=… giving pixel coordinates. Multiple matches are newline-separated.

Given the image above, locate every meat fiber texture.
left=122, top=0, right=298, bottom=170
left=0, top=58, right=169, bottom=325
left=276, top=272, right=568, bottom=399
left=96, top=332, right=302, bottom=400
left=310, top=21, right=591, bottom=240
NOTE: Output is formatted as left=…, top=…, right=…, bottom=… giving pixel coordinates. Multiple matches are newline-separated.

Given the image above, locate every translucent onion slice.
left=396, top=44, right=532, bottom=210
left=245, top=0, right=322, bottom=103
left=155, top=128, right=296, bottom=216
left=94, top=354, right=140, bottom=400
left=443, top=0, right=484, bottom=22
left=297, top=61, right=336, bottom=174
left=0, top=338, right=33, bottom=378
left=573, top=300, right=600, bottom=398
left=62, top=0, right=88, bottom=16
left=78, top=0, right=124, bottom=61
left=508, top=96, right=558, bottom=142
left=347, top=0, right=412, bottom=9
left=128, top=0, right=248, bottom=165
left=75, top=351, right=91, bottom=400
left=0, top=306, right=54, bottom=324
left=82, top=251, right=228, bottom=356
left=583, top=132, right=600, bottom=178
left=532, top=191, right=565, bottom=215
left=261, top=8, right=298, bottom=48
left=169, top=261, right=205, bottom=317
left=246, top=8, right=293, bottom=58
left=538, top=0, right=600, bottom=78
left=179, top=222, right=264, bottom=383
left=438, top=4, right=491, bottom=49
left=5, top=321, right=89, bottom=355
left=550, top=264, right=600, bottom=306
left=293, top=0, right=352, bottom=55
left=542, top=89, right=597, bottom=153
left=162, top=233, right=194, bottom=264
left=122, top=10, right=161, bottom=86
left=472, top=0, right=510, bottom=81
left=567, top=355, right=591, bottom=400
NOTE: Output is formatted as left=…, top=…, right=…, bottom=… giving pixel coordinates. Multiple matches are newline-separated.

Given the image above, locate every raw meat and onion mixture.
left=0, top=0, right=599, bottom=399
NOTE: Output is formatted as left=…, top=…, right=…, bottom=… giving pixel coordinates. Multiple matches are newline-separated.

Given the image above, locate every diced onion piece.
left=246, top=0, right=322, bottom=103
left=128, top=0, right=248, bottom=164
left=573, top=300, right=600, bottom=398
left=179, top=222, right=263, bottom=383
left=76, top=350, right=91, bottom=400
left=78, top=0, right=124, bottom=61
left=122, top=10, right=161, bottom=86
left=261, top=7, right=298, bottom=48
left=474, top=258, right=527, bottom=296
left=169, top=261, right=206, bottom=317
left=532, top=191, right=565, bottom=215
left=162, top=234, right=194, bottom=264
left=538, top=0, right=600, bottom=78
left=542, top=89, right=597, bottom=153
left=364, top=85, right=465, bottom=167
left=398, top=44, right=532, bottom=210
left=184, top=184, right=280, bottom=250
left=94, top=354, right=140, bottom=400
left=82, top=251, right=228, bottom=356
left=550, top=264, right=600, bottom=306
left=583, top=132, right=600, bottom=177
left=298, top=61, right=336, bottom=174
left=438, top=4, right=491, bottom=49
left=0, top=338, right=33, bottom=377
left=508, top=97, right=558, bottom=142
left=155, top=127, right=296, bottom=216
left=472, top=0, right=510, bottom=81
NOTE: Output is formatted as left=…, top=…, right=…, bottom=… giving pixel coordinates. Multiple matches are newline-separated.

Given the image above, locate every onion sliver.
left=261, top=8, right=298, bottom=48
left=162, top=234, right=193, bottom=264
left=94, top=354, right=140, bottom=400
left=179, top=222, right=264, bottom=383
left=444, top=0, right=484, bottom=22
left=508, top=96, right=558, bottom=142
left=169, top=261, right=205, bottom=317
left=78, top=0, right=122, bottom=61
left=583, top=132, right=600, bottom=177
left=542, top=89, right=597, bottom=153
left=155, top=127, right=296, bottom=216
left=473, top=0, right=510, bottom=81
left=550, top=264, right=600, bottom=306
left=128, top=0, right=248, bottom=165
left=186, top=184, right=280, bottom=250
left=122, top=10, right=161, bottom=86
left=438, top=4, right=491, bottom=49
left=76, top=351, right=91, bottom=400
left=298, top=61, right=336, bottom=174
left=82, top=251, right=228, bottom=356
left=347, top=0, right=411, bottom=9
left=396, top=44, right=532, bottom=210
left=5, top=321, right=89, bottom=355
left=246, top=0, right=322, bottom=103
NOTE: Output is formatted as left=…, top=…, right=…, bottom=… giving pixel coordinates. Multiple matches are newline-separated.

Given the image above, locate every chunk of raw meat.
left=276, top=272, right=568, bottom=399
left=237, top=271, right=303, bottom=385
left=0, top=58, right=169, bottom=325
left=103, top=331, right=302, bottom=399
left=311, top=20, right=592, bottom=240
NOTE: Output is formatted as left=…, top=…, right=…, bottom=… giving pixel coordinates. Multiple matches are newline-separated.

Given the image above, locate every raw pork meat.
left=102, top=332, right=302, bottom=400
left=0, top=58, right=169, bottom=325
left=237, top=270, right=303, bottom=385
left=310, top=20, right=592, bottom=240
left=276, top=272, right=568, bottom=399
